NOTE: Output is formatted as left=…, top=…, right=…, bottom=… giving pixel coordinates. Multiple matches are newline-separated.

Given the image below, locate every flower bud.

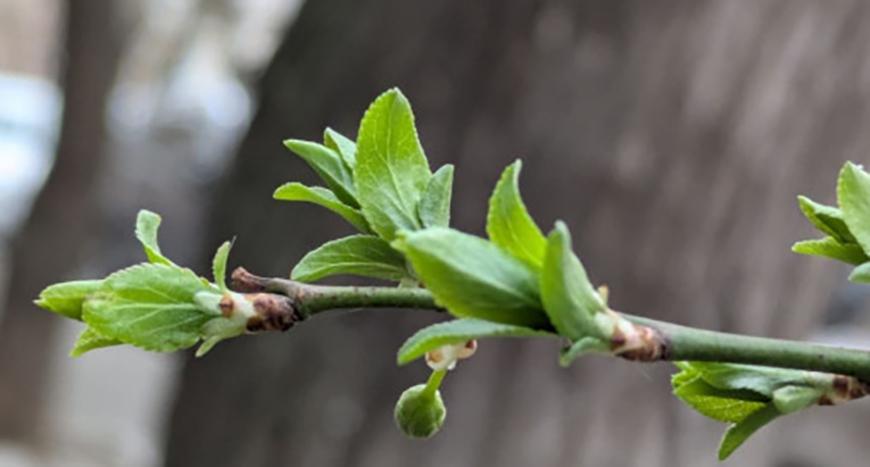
left=394, top=384, right=446, bottom=438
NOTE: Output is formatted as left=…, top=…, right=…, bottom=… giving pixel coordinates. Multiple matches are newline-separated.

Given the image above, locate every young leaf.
left=486, top=160, right=546, bottom=269
left=196, top=316, right=247, bottom=357
left=70, top=327, right=121, bottom=357
left=673, top=372, right=768, bottom=423
left=395, top=227, right=549, bottom=327
left=291, top=235, right=410, bottom=282
left=355, top=88, right=431, bottom=241
left=771, top=385, right=820, bottom=414
left=274, top=182, right=371, bottom=233
left=540, top=221, right=606, bottom=340
left=324, top=127, right=356, bottom=169
left=797, top=195, right=855, bottom=243
left=212, top=241, right=233, bottom=292
left=837, top=162, right=870, bottom=253
left=82, top=263, right=213, bottom=352
left=418, top=164, right=454, bottom=228
left=559, top=337, right=609, bottom=367
left=284, top=139, right=358, bottom=207
left=792, top=237, right=868, bottom=265
left=718, top=404, right=780, bottom=460
left=848, top=261, right=870, bottom=283
left=686, top=362, right=793, bottom=397
left=397, top=318, right=553, bottom=365
left=135, top=210, right=175, bottom=266
left=35, top=279, right=103, bottom=320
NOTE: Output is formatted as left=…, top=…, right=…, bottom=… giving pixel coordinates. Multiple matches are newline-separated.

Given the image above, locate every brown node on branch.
left=245, top=293, right=300, bottom=333
left=610, top=320, right=671, bottom=362
left=231, top=267, right=269, bottom=293
left=818, top=375, right=870, bottom=405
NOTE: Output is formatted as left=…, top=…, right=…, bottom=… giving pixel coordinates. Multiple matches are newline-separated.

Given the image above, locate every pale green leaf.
left=324, top=127, right=356, bottom=169
left=540, top=221, right=606, bottom=340
left=486, top=160, right=546, bottom=268
left=797, top=195, right=855, bottom=243
left=196, top=316, right=247, bottom=357
left=559, top=337, right=609, bottom=367
left=35, top=280, right=103, bottom=321
left=718, top=404, right=780, bottom=460
left=687, top=362, right=804, bottom=398
left=837, top=162, right=870, bottom=253
left=284, top=139, right=358, bottom=207
left=70, top=327, right=121, bottom=357
left=849, top=261, right=870, bottom=283
left=82, top=263, right=213, bottom=352
left=355, top=88, right=431, bottom=241
left=418, top=164, right=454, bottom=228
left=395, top=227, right=549, bottom=327
left=292, top=235, right=410, bottom=282
left=792, top=237, right=868, bottom=265
left=771, top=385, right=820, bottom=414
left=274, top=182, right=371, bottom=233
left=397, top=318, right=553, bottom=365
left=212, top=241, right=233, bottom=292
left=135, top=210, right=175, bottom=266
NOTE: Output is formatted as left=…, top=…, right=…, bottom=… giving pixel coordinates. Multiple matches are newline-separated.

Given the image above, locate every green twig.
left=232, top=268, right=870, bottom=380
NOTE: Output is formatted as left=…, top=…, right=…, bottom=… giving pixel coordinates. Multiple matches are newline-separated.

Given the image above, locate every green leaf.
left=849, top=261, right=870, bottom=283
left=397, top=318, right=553, bottom=365
left=324, top=127, right=356, bottom=169
left=837, top=162, right=870, bottom=253
left=395, top=227, right=549, bottom=327
left=70, top=327, right=121, bottom=357
left=792, top=237, right=868, bottom=265
left=771, top=385, right=820, bottom=414
left=135, top=210, right=176, bottom=266
left=718, top=404, right=780, bottom=460
left=418, top=164, right=454, bottom=228
left=291, top=235, right=410, bottom=282
left=212, top=241, right=233, bottom=292
left=673, top=374, right=768, bottom=423
left=274, top=182, right=371, bottom=233
left=284, top=139, right=358, bottom=207
left=355, top=88, right=431, bottom=241
left=486, top=160, right=546, bottom=269
left=82, top=263, right=213, bottom=352
left=196, top=316, right=247, bottom=357
left=559, top=337, right=609, bottom=367
left=35, top=280, right=103, bottom=321
left=540, top=221, right=606, bottom=340
left=686, top=362, right=805, bottom=398
left=797, top=195, right=855, bottom=243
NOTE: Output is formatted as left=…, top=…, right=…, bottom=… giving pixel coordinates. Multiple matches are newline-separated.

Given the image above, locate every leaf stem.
left=233, top=268, right=870, bottom=380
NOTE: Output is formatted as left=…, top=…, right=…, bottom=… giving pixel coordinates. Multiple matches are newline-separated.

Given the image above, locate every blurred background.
left=1, top=1, right=870, bottom=466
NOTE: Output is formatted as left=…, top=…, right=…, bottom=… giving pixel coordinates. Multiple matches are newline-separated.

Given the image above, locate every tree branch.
left=231, top=267, right=870, bottom=381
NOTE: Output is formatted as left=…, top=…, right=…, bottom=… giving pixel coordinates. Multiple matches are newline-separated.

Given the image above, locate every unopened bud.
left=394, top=384, right=446, bottom=438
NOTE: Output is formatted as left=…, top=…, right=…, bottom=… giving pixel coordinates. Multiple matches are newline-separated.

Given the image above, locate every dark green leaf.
left=284, top=139, right=358, bottom=207
left=274, top=182, right=371, bottom=233
left=718, top=404, right=780, bottom=460
left=355, top=88, right=431, bottom=241
left=82, top=263, right=213, bottom=352
left=135, top=210, right=175, bottom=266
left=792, top=237, right=868, bottom=265
left=397, top=318, right=553, bottom=365
left=35, top=280, right=103, bottom=321
left=324, top=127, right=356, bottom=169
left=418, top=164, right=454, bottom=228
left=486, top=160, right=546, bottom=269
left=837, top=162, right=870, bottom=253
left=292, top=235, right=410, bottom=282
left=797, top=195, right=855, bottom=243
left=395, top=228, right=549, bottom=327
left=540, top=221, right=606, bottom=340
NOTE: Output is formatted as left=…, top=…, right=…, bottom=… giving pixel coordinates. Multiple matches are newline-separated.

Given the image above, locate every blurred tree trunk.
left=0, top=0, right=125, bottom=443
left=166, top=1, right=870, bottom=466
